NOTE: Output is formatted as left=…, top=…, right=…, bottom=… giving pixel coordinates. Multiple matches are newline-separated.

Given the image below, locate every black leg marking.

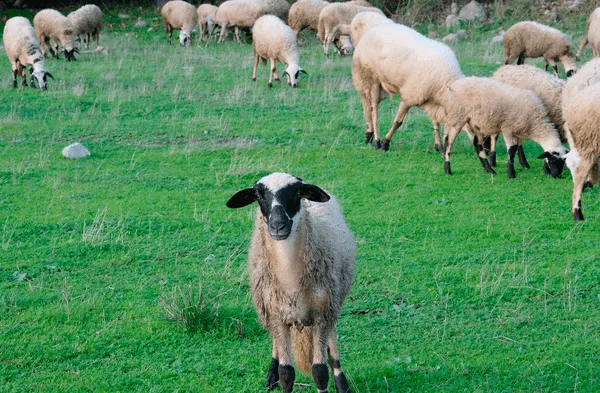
left=365, top=132, right=374, bottom=145
left=444, top=161, right=452, bottom=175
left=479, top=157, right=496, bottom=174
left=489, top=151, right=497, bottom=167
left=381, top=137, right=391, bottom=152
left=584, top=181, right=594, bottom=190
left=334, top=372, right=351, bottom=393
left=517, top=54, right=525, bottom=65
left=517, top=145, right=530, bottom=168
left=278, top=365, right=295, bottom=393
left=252, top=77, right=256, bottom=82
left=507, top=145, right=518, bottom=179
left=573, top=208, right=584, bottom=221
left=543, top=160, right=551, bottom=176
left=434, top=143, right=444, bottom=154
left=312, top=363, right=329, bottom=391
left=265, top=358, right=279, bottom=390
left=375, top=139, right=382, bottom=150
left=268, top=82, right=273, bottom=88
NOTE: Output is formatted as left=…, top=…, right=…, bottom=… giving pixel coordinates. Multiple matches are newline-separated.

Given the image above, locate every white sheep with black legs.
left=352, top=23, right=463, bottom=152
left=504, top=21, right=578, bottom=78
left=67, top=4, right=103, bottom=50
left=3, top=16, right=54, bottom=90
left=33, top=9, right=78, bottom=61
left=160, top=0, right=198, bottom=46
left=226, top=172, right=355, bottom=393
left=441, top=77, right=567, bottom=179
left=252, top=15, right=307, bottom=88
left=576, top=8, right=600, bottom=60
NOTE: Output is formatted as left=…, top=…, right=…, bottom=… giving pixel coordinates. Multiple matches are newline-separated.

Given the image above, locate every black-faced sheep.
left=226, top=172, right=355, bottom=393
left=33, top=9, right=78, bottom=61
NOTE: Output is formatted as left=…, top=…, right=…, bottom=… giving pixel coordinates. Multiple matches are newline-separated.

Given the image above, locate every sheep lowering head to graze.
left=226, top=172, right=355, bottom=393
left=33, top=9, right=78, bottom=61
left=504, top=21, right=578, bottom=78
left=160, top=0, right=198, bottom=46
left=3, top=16, right=54, bottom=90
left=67, top=4, right=103, bottom=50
left=576, top=8, right=600, bottom=60
left=442, top=77, right=567, bottom=179
left=252, top=15, right=307, bottom=88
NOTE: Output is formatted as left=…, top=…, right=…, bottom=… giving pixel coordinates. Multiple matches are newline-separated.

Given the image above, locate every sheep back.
left=67, top=4, right=103, bottom=37
left=317, top=3, right=383, bottom=42
left=161, top=1, right=198, bottom=33
left=288, top=0, right=329, bottom=34
left=504, top=21, right=572, bottom=61
left=252, top=15, right=298, bottom=65
left=3, top=17, right=43, bottom=66
left=216, top=0, right=267, bottom=28
left=350, top=11, right=392, bottom=45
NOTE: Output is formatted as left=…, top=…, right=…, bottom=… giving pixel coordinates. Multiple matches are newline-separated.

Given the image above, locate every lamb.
left=490, top=64, right=566, bottom=173
left=352, top=24, right=463, bottom=152
left=442, top=77, right=567, bottom=179
left=67, top=4, right=103, bottom=50
left=197, top=4, right=218, bottom=41
left=504, top=21, right=578, bottom=78
left=3, top=16, right=54, bottom=90
left=33, top=9, right=78, bottom=61
left=576, top=8, right=600, bottom=60
left=349, top=11, right=393, bottom=45
left=160, top=0, right=198, bottom=46
left=317, top=2, right=383, bottom=56
left=252, top=15, right=307, bottom=88
left=288, top=0, right=329, bottom=37
left=226, top=172, right=355, bottom=393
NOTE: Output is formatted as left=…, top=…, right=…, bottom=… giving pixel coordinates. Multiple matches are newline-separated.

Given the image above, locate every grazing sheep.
left=352, top=24, right=463, bottom=152
left=226, top=172, right=355, bottom=393
left=349, top=11, right=393, bottom=45
left=216, top=0, right=266, bottom=43
left=67, top=4, right=103, bottom=50
left=197, top=4, right=218, bottom=41
left=160, top=0, right=198, bottom=46
left=442, top=77, right=567, bottom=178
left=576, top=8, right=600, bottom=60
left=252, top=15, right=307, bottom=88
left=504, top=21, right=578, bottom=78
left=33, top=9, right=78, bottom=61
left=317, top=2, right=383, bottom=57
left=265, top=0, right=291, bottom=21
left=491, top=64, right=566, bottom=172
left=288, top=0, right=329, bottom=37
left=3, top=16, right=54, bottom=90
left=562, top=86, right=600, bottom=220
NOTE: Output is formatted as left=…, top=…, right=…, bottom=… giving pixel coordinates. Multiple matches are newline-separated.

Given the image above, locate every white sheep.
left=317, top=2, right=383, bottom=57
left=33, top=9, right=78, bottom=61
left=576, top=8, right=600, bottom=60
left=352, top=23, right=463, bottom=152
left=504, top=21, right=578, bottom=78
left=349, top=10, right=393, bottom=45
left=197, top=4, right=218, bottom=41
left=252, top=15, right=307, bottom=88
left=216, top=0, right=266, bottom=43
left=265, top=0, right=291, bottom=21
left=288, top=0, right=329, bottom=37
left=67, top=4, right=103, bottom=50
left=490, top=64, right=566, bottom=172
left=226, top=172, right=355, bottom=393
left=160, top=0, right=198, bottom=46
left=442, top=77, right=567, bottom=178
left=3, top=16, right=54, bottom=90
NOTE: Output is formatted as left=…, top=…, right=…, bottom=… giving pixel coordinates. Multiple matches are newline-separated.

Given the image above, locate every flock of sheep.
left=3, top=2, right=600, bottom=392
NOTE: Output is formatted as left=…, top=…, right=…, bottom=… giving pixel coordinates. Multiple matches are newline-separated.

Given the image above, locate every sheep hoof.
left=434, top=144, right=444, bottom=155
left=573, top=208, right=584, bottom=221
left=252, top=77, right=256, bottom=82
left=274, top=78, right=280, bottom=83
left=21, top=80, right=28, bottom=87
left=481, top=158, right=496, bottom=175
left=265, top=358, right=279, bottom=390
left=583, top=181, right=594, bottom=190
left=333, top=371, right=351, bottom=393
left=444, top=161, right=452, bottom=175
left=375, top=140, right=382, bottom=150
left=268, top=82, right=273, bottom=88
left=381, top=138, right=391, bottom=151
left=12, top=80, right=17, bottom=89
left=365, top=132, right=374, bottom=145
left=507, top=166, right=516, bottom=179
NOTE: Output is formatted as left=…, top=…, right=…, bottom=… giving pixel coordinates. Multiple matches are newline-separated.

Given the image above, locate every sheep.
left=252, top=15, right=307, bottom=88
left=216, top=0, right=266, bottom=43
left=160, top=0, right=198, bottom=46
left=441, top=77, right=567, bottom=178
left=3, top=16, right=54, bottom=90
left=349, top=11, right=393, bottom=45
left=317, top=2, right=383, bottom=57
left=490, top=64, right=566, bottom=173
left=288, top=0, right=329, bottom=37
left=226, top=172, right=355, bottom=393
left=504, top=21, right=578, bottom=78
left=67, top=4, right=103, bottom=50
left=265, top=0, right=291, bottom=21
left=33, top=9, right=78, bottom=61
left=352, top=24, right=463, bottom=152
left=576, top=8, right=600, bottom=60
left=197, top=4, right=218, bottom=41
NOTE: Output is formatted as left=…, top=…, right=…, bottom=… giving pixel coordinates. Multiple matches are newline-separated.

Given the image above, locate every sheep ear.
left=538, top=152, right=551, bottom=159
left=226, top=188, right=257, bottom=208
left=299, top=69, right=308, bottom=76
left=299, top=184, right=330, bottom=203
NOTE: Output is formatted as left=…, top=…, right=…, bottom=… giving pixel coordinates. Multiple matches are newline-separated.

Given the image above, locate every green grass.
left=1, top=8, right=599, bottom=393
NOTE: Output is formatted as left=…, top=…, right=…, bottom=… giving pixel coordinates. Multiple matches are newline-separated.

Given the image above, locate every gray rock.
left=147, top=27, right=155, bottom=32
left=118, top=13, right=130, bottom=19
left=450, top=1, right=458, bottom=15
left=156, top=0, right=169, bottom=7
left=458, top=1, right=488, bottom=22
left=135, top=20, right=147, bottom=28
left=456, top=29, right=466, bottom=39
left=445, top=14, right=460, bottom=28
left=442, top=33, right=460, bottom=43
left=491, top=35, right=504, bottom=44
left=62, top=143, right=90, bottom=159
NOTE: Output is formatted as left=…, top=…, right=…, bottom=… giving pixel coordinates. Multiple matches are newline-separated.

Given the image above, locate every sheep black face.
left=538, top=151, right=566, bottom=178
left=64, top=48, right=79, bottom=62
left=179, top=33, right=191, bottom=46
left=31, top=68, right=53, bottom=91
left=283, top=65, right=308, bottom=89
left=226, top=173, right=330, bottom=241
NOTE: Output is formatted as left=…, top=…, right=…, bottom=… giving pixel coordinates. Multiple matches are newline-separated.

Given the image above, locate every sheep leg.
left=381, top=101, right=411, bottom=152
left=268, top=58, right=276, bottom=88
left=53, top=41, right=60, bottom=59
left=433, top=121, right=444, bottom=156
left=20, top=65, right=27, bottom=87
left=517, top=144, right=530, bottom=168
left=93, top=31, right=99, bottom=48
left=29, top=66, right=36, bottom=88
left=252, top=53, right=259, bottom=82
left=218, top=23, right=228, bottom=43
left=323, top=32, right=330, bottom=57
left=576, top=36, right=588, bottom=61
left=265, top=345, right=279, bottom=390
left=234, top=27, right=241, bottom=44
left=369, top=86, right=381, bottom=150
left=328, top=329, right=350, bottom=393
left=506, top=144, right=518, bottom=179
left=167, top=25, right=173, bottom=45
left=273, top=323, right=295, bottom=393
left=359, top=94, right=374, bottom=144
left=11, top=61, right=19, bottom=88
left=470, top=132, right=496, bottom=175
left=571, top=156, right=596, bottom=220
left=444, top=125, right=463, bottom=175
left=589, top=159, right=600, bottom=186
left=199, top=22, right=205, bottom=43
left=517, top=54, right=525, bottom=65
left=312, top=326, right=331, bottom=393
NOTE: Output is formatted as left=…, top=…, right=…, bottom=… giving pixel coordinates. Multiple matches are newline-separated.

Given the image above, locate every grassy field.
left=1, top=7, right=599, bottom=393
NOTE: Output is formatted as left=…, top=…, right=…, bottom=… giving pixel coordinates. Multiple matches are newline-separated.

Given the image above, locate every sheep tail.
left=291, top=326, right=313, bottom=375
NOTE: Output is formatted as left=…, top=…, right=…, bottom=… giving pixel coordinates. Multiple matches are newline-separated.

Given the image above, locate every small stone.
left=442, top=33, right=460, bottom=43
left=445, top=14, right=460, bottom=28
left=458, top=0, right=488, bottom=22
left=456, top=29, right=466, bottom=39
left=118, top=13, right=129, bottom=19
left=62, top=143, right=90, bottom=159
left=135, top=20, right=147, bottom=28
left=147, top=27, right=155, bottom=32
left=450, top=1, right=458, bottom=15
left=491, top=35, right=504, bottom=44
